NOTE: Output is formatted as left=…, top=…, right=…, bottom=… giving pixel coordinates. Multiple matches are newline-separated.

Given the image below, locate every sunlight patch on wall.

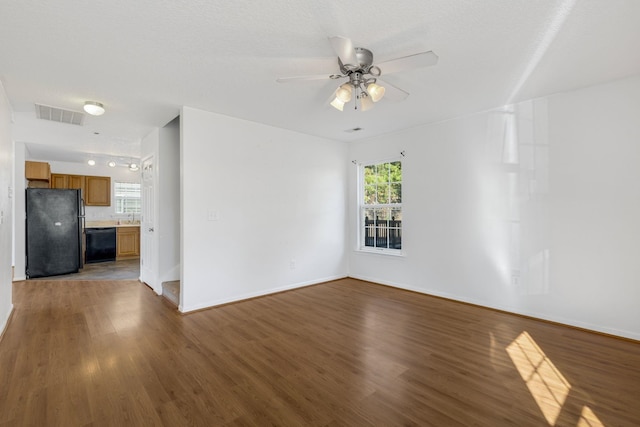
left=506, top=331, right=571, bottom=425
left=506, top=0, right=578, bottom=104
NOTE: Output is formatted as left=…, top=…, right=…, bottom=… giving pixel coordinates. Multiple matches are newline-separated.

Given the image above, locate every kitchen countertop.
left=85, top=220, right=141, bottom=228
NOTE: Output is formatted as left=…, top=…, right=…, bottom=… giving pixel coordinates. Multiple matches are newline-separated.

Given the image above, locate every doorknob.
left=148, top=227, right=154, bottom=232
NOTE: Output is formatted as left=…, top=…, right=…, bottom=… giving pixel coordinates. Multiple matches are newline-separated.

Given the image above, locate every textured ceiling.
left=1, top=0, right=639, bottom=162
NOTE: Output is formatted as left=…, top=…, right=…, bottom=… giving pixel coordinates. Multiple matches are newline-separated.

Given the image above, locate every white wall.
left=0, top=82, right=14, bottom=334
left=180, top=107, right=348, bottom=312
left=348, top=74, right=640, bottom=340
left=12, top=143, right=26, bottom=281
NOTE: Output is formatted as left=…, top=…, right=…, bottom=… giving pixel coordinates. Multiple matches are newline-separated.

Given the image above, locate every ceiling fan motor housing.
left=339, top=47, right=374, bottom=74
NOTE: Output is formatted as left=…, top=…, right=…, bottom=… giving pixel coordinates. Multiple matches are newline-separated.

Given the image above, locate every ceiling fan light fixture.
left=330, top=97, right=345, bottom=111
left=367, top=83, right=385, bottom=102
left=360, top=94, right=374, bottom=111
left=335, top=83, right=353, bottom=103
left=83, top=101, right=105, bottom=116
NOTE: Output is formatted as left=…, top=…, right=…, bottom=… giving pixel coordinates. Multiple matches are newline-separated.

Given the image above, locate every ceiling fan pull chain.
left=355, top=86, right=359, bottom=110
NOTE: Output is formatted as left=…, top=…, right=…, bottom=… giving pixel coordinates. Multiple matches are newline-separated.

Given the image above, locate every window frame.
left=114, top=181, right=142, bottom=214
left=357, top=158, right=403, bottom=256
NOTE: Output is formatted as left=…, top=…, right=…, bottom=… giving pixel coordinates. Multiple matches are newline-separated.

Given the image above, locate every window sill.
left=356, top=247, right=404, bottom=257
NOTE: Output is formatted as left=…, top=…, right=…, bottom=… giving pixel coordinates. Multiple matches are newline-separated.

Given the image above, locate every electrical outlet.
left=289, top=260, right=296, bottom=270
left=207, top=210, right=219, bottom=221
left=511, top=271, right=520, bottom=286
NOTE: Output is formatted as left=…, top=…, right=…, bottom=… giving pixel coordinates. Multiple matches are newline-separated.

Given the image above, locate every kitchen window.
left=359, top=160, right=402, bottom=253
left=114, top=182, right=141, bottom=214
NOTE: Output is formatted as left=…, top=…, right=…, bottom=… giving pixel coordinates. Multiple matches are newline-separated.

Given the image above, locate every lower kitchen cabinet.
left=116, top=227, right=140, bottom=259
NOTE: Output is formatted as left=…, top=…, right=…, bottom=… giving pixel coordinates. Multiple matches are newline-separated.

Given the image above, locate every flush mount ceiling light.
left=129, top=162, right=139, bottom=171
left=277, top=36, right=438, bottom=112
left=108, top=160, right=116, bottom=168
left=83, top=101, right=105, bottom=116
left=87, top=159, right=96, bottom=166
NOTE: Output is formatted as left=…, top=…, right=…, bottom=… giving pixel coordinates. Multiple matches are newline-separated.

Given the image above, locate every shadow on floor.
left=29, top=259, right=140, bottom=281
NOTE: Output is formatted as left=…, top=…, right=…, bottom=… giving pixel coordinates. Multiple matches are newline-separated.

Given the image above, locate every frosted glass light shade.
left=360, top=95, right=374, bottom=111
left=366, top=83, right=385, bottom=102
left=335, top=84, right=352, bottom=103
left=84, top=101, right=105, bottom=116
left=330, top=97, right=345, bottom=111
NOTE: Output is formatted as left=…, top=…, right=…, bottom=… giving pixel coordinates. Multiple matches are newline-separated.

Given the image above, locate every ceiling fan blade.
left=377, top=79, right=409, bottom=102
left=276, top=74, right=335, bottom=83
left=329, top=36, right=358, bottom=68
left=377, top=51, right=439, bottom=75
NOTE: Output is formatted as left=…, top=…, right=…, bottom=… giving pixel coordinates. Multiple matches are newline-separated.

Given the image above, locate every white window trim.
left=114, top=181, right=142, bottom=214
left=356, top=158, right=403, bottom=256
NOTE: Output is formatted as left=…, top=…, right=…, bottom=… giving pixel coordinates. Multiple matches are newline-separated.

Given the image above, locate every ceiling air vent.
left=345, top=127, right=363, bottom=133
left=35, top=104, right=85, bottom=126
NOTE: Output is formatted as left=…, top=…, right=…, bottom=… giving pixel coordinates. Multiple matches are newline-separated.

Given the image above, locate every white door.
left=140, top=156, right=157, bottom=292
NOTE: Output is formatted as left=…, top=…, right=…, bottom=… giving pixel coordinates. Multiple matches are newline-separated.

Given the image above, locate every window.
left=360, top=160, right=402, bottom=252
left=114, top=182, right=141, bottom=214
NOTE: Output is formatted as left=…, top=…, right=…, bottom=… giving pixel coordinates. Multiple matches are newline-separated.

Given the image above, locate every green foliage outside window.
left=363, top=161, right=402, bottom=206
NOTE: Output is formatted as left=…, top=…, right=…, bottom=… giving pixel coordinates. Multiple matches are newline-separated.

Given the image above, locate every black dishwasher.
left=85, top=227, right=117, bottom=263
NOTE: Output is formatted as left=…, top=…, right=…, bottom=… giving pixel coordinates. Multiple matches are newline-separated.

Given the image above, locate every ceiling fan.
left=277, top=36, right=438, bottom=112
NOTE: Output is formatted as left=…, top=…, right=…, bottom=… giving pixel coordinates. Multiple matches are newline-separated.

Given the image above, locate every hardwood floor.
left=1, top=278, right=639, bottom=426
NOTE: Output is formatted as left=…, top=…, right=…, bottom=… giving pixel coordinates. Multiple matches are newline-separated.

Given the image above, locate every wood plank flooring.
left=1, top=278, right=639, bottom=426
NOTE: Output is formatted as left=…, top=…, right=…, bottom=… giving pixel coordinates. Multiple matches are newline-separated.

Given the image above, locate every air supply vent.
left=35, top=104, right=85, bottom=126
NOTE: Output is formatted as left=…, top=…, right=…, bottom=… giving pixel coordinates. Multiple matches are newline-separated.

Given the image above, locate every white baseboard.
left=179, top=274, right=347, bottom=313
left=348, top=274, right=640, bottom=342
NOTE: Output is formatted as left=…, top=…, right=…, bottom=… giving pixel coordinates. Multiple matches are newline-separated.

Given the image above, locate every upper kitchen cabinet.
left=25, top=161, right=51, bottom=180
left=85, top=175, right=111, bottom=206
left=51, top=173, right=84, bottom=190
left=25, top=161, right=51, bottom=188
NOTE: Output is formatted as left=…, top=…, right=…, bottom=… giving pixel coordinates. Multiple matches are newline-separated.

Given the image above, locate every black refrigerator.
left=26, top=188, right=84, bottom=278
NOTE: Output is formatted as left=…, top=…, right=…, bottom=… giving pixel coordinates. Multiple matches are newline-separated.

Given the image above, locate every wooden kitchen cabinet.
left=84, top=175, right=111, bottom=206
left=116, top=227, right=140, bottom=259
left=51, top=173, right=109, bottom=205
left=51, top=174, right=86, bottom=196
left=50, top=173, right=67, bottom=189
left=25, top=161, right=51, bottom=181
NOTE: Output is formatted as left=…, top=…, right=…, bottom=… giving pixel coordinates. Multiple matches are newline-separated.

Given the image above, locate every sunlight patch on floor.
left=506, top=331, right=571, bottom=425
left=577, top=405, right=605, bottom=427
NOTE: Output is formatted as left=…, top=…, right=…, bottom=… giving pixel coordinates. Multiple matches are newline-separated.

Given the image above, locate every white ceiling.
left=1, top=0, right=639, bottom=163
